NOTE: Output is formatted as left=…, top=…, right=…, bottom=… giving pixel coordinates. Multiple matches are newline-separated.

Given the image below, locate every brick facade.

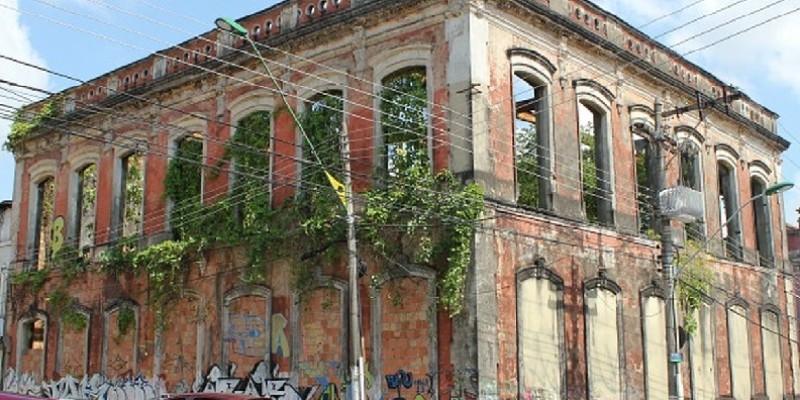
left=5, top=0, right=798, bottom=399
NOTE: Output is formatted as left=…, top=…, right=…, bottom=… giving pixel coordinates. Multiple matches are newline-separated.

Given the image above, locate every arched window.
left=717, top=158, right=742, bottom=260
left=231, top=111, right=271, bottom=228
left=631, top=114, right=656, bottom=234
left=578, top=100, right=613, bottom=225
left=165, top=133, right=203, bottom=237
left=114, top=151, right=144, bottom=239
left=300, top=91, right=343, bottom=196
left=379, top=67, right=429, bottom=177
left=510, top=48, right=555, bottom=211
left=73, top=164, right=97, bottom=250
left=750, top=176, right=774, bottom=267
left=513, top=71, right=552, bottom=210
left=32, top=177, right=55, bottom=270
left=679, top=137, right=705, bottom=242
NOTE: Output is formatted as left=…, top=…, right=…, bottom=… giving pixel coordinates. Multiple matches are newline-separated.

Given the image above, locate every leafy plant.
left=11, top=268, right=50, bottom=294
left=676, top=239, right=715, bottom=335
left=97, top=235, right=139, bottom=276
left=3, top=99, right=61, bottom=152
left=117, top=305, right=135, bottom=337
left=46, top=288, right=87, bottom=331
left=51, top=245, right=89, bottom=284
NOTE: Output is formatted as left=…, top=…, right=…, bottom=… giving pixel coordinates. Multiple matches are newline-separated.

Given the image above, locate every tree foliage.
left=676, top=239, right=715, bottom=335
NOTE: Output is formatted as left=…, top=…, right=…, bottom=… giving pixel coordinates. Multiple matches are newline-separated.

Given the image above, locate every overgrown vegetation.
left=13, top=72, right=484, bottom=322
left=676, top=239, right=715, bottom=335
left=46, top=288, right=87, bottom=331
left=3, top=99, right=61, bottom=152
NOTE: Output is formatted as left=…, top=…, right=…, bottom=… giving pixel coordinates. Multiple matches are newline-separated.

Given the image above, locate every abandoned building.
left=3, top=0, right=798, bottom=399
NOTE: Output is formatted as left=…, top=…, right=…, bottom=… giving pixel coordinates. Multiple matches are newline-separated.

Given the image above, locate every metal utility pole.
left=654, top=99, right=683, bottom=400
left=341, top=120, right=365, bottom=400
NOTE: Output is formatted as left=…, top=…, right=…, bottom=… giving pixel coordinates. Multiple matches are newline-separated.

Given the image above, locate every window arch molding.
left=715, top=144, right=740, bottom=167
left=629, top=104, right=655, bottom=134
left=370, top=44, right=434, bottom=170
left=583, top=276, right=624, bottom=399
left=227, top=91, right=275, bottom=197
left=748, top=160, right=772, bottom=184
left=675, top=125, right=706, bottom=147
left=295, top=76, right=346, bottom=191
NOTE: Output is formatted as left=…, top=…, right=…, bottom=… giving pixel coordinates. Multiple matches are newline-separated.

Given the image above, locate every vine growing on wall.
left=676, top=239, right=715, bottom=335
left=3, top=99, right=61, bottom=152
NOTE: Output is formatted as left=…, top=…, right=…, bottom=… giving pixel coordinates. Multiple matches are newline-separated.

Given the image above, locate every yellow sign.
left=325, top=171, right=347, bottom=207
left=51, top=216, right=65, bottom=257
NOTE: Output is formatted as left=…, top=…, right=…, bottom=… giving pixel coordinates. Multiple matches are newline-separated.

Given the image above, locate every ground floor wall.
left=4, top=212, right=800, bottom=400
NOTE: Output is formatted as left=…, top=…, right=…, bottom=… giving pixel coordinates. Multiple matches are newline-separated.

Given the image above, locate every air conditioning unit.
left=660, top=186, right=704, bottom=223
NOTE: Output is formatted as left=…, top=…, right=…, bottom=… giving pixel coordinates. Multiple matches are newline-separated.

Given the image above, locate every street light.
left=215, top=17, right=366, bottom=400
left=675, top=181, right=794, bottom=276
left=664, top=180, right=792, bottom=400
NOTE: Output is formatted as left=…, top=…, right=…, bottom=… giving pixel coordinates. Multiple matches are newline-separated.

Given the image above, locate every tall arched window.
left=165, top=133, right=203, bottom=237
left=513, top=72, right=551, bottom=210
left=231, top=111, right=271, bottom=228
left=510, top=48, right=555, bottom=211
left=379, top=67, right=429, bottom=177
left=114, top=151, right=144, bottom=239
left=717, top=159, right=742, bottom=260
left=750, top=176, right=774, bottom=267
left=579, top=100, right=613, bottom=225
left=73, top=164, right=97, bottom=250
left=300, top=91, right=343, bottom=194
left=680, top=137, right=705, bottom=242
left=32, top=177, right=55, bottom=270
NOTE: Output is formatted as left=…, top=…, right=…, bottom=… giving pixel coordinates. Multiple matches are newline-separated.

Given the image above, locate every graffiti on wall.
left=225, top=313, right=268, bottom=358
left=271, top=313, right=291, bottom=358
left=3, top=369, right=165, bottom=400
left=384, top=369, right=434, bottom=400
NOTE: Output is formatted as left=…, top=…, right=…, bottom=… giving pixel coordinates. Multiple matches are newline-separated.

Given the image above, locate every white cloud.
left=0, top=0, right=49, bottom=200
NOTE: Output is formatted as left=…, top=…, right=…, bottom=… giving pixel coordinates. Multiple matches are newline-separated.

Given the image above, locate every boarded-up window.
left=728, top=304, right=751, bottom=399
left=642, top=295, right=667, bottom=399
left=586, top=286, right=621, bottom=399
left=689, top=306, right=717, bottom=400
left=518, top=273, right=563, bottom=398
left=762, top=310, right=783, bottom=400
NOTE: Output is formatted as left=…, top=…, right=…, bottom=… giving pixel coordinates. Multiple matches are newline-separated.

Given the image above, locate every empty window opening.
left=32, top=177, right=55, bottom=270
left=299, top=91, right=343, bottom=200
left=680, top=142, right=705, bottom=242
left=579, top=101, right=613, bottom=225
left=24, top=319, right=45, bottom=351
left=165, top=134, right=203, bottom=238
left=513, top=72, right=551, bottom=211
left=717, top=161, right=742, bottom=260
left=231, top=112, right=271, bottom=229
left=252, top=26, right=260, bottom=40
left=75, top=164, right=97, bottom=250
left=379, top=67, right=430, bottom=177
left=633, top=131, right=656, bottom=234
left=118, top=152, right=144, bottom=238
left=750, top=177, right=773, bottom=267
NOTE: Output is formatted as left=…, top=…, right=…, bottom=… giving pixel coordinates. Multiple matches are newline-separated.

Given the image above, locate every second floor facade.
left=7, top=0, right=790, bottom=274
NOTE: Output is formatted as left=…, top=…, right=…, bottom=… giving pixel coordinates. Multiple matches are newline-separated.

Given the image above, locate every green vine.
left=3, top=99, right=61, bottom=152
left=117, top=305, right=135, bottom=337
left=676, top=239, right=715, bottom=335
left=11, top=268, right=50, bottom=294
left=98, top=234, right=139, bottom=276
left=51, top=245, right=89, bottom=284
left=45, top=288, right=87, bottom=331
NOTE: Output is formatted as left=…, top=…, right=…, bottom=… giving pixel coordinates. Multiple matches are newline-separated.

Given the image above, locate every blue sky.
left=2, top=0, right=800, bottom=226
